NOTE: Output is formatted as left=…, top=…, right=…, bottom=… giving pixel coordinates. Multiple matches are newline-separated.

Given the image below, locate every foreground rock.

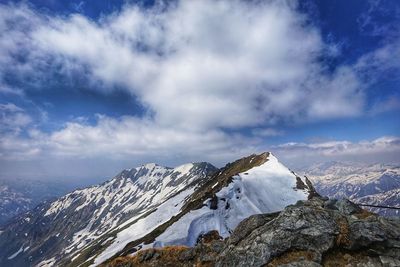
left=105, top=198, right=400, bottom=267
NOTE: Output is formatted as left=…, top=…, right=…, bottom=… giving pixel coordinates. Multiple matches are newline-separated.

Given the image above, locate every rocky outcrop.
left=218, top=197, right=400, bottom=266
left=106, top=197, right=400, bottom=267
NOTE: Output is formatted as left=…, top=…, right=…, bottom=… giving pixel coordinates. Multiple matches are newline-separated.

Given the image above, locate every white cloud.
left=0, top=114, right=257, bottom=164
left=1, top=1, right=368, bottom=130
left=47, top=115, right=255, bottom=159
left=0, top=1, right=399, bottom=179
left=0, top=103, right=32, bottom=134
left=355, top=36, right=400, bottom=82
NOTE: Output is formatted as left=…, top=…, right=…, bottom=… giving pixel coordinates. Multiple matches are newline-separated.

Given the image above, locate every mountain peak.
left=138, top=162, right=162, bottom=169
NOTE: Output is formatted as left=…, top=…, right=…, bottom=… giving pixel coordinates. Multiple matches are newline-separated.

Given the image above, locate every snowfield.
left=151, top=153, right=308, bottom=248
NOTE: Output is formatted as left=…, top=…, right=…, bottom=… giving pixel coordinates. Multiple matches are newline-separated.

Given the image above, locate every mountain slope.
left=304, top=162, right=400, bottom=216
left=95, top=152, right=315, bottom=266
left=106, top=198, right=400, bottom=267
left=0, top=152, right=315, bottom=267
left=0, top=162, right=217, bottom=267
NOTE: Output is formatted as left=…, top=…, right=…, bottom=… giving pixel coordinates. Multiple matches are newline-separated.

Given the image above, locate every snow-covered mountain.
left=304, top=161, right=400, bottom=216
left=93, top=153, right=313, bottom=266
left=0, top=162, right=216, bottom=267
left=0, top=152, right=315, bottom=267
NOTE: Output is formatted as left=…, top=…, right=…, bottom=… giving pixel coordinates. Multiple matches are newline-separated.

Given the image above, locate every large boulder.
left=216, top=198, right=400, bottom=267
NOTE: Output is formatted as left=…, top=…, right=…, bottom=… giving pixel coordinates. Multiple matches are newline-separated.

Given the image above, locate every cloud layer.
left=273, top=136, right=400, bottom=168
left=0, top=1, right=399, bottom=179
left=2, top=1, right=367, bottom=126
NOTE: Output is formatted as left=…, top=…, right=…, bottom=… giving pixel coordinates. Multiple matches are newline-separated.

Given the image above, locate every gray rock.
left=324, top=198, right=338, bottom=210
left=228, top=212, right=279, bottom=246
left=178, top=248, right=195, bottom=261
left=215, top=198, right=400, bottom=267
left=217, top=199, right=337, bottom=266
left=379, top=255, right=400, bottom=267
left=200, top=253, right=216, bottom=262
left=335, top=198, right=363, bottom=215
left=347, top=219, right=387, bottom=249
left=211, top=240, right=225, bottom=253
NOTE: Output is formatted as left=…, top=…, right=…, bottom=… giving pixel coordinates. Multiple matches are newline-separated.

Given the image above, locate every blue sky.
left=0, top=0, right=399, bottom=180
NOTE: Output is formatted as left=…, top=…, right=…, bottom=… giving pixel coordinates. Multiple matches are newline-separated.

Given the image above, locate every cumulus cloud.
left=1, top=1, right=367, bottom=128
left=47, top=115, right=257, bottom=159
left=0, top=113, right=257, bottom=165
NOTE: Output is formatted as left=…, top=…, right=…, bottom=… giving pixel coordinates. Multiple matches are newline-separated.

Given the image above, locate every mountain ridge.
left=0, top=160, right=218, bottom=267
left=93, top=152, right=315, bottom=266
left=0, top=152, right=316, bottom=266
left=0, top=153, right=334, bottom=267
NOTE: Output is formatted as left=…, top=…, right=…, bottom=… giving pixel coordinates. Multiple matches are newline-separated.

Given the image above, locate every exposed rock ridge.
left=106, top=197, right=400, bottom=267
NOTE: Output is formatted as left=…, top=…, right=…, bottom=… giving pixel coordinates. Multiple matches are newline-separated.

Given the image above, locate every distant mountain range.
left=303, top=161, right=400, bottom=216
left=0, top=178, right=89, bottom=226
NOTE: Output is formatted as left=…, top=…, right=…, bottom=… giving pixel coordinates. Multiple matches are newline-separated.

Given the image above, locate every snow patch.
left=7, top=246, right=23, bottom=260
left=174, top=163, right=194, bottom=176
left=36, top=257, right=56, bottom=267
left=71, top=253, right=80, bottom=263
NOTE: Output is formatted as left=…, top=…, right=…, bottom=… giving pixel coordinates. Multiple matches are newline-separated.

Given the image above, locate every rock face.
left=218, top=197, right=400, bottom=267
left=107, top=198, right=400, bottom=267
